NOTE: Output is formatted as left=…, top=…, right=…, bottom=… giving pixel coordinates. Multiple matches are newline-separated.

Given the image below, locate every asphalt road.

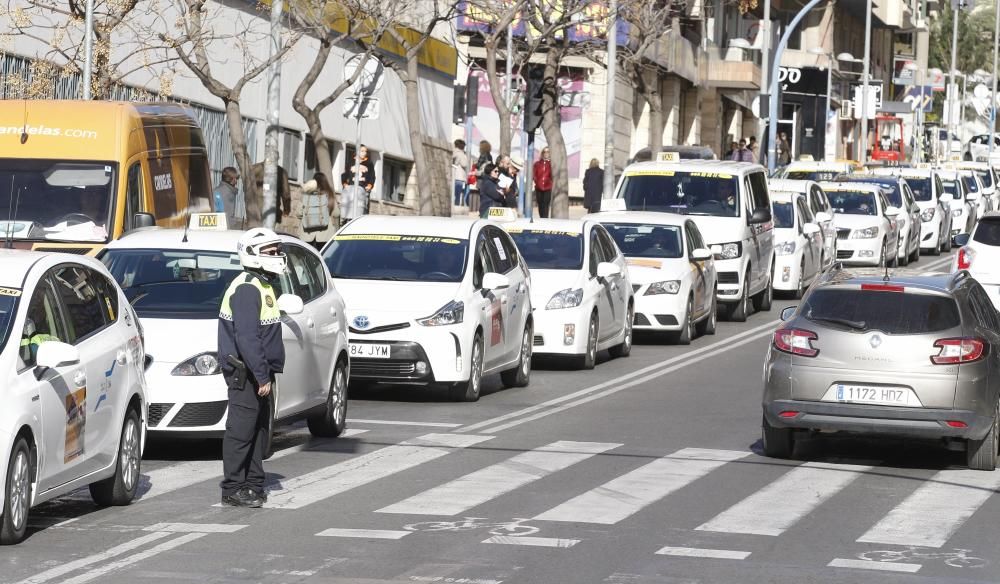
left=6, top=251, right=998, bottom=584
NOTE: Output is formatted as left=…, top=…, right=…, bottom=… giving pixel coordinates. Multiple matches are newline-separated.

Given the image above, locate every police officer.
left=218, top=228, right=287, bottom=507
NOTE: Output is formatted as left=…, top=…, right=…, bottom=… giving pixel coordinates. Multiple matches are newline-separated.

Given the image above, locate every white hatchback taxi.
left=322, top=215, right=533, bottom=401
left=767, top=178, right=836, bottom=270
left=821, top=182, right=901, bottom=266
left=502, top=218, right=632, bottom=368
left=770, top=191, right=824, bottom=297
left=873, top=166, right=953, bottom=254
left=101, top=215, right=350, bottom=455
left=953, top=212, right=1000, bottom=309
left=1, top=251, right=147, bottom=544
left=588, top=211, right=718, bottom=344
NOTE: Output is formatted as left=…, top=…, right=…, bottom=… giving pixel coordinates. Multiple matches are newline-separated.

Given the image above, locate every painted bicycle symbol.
left=858, top=547, right=987, bottom=569
left=403, top=517, right=540, bottom=537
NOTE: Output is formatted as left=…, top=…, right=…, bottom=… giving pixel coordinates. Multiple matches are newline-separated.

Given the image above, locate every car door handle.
left=116, top=350, right=127, bottom=365
left=73, top=370, right=86, bottom=386
left=307, top=319, right=315, bottom=329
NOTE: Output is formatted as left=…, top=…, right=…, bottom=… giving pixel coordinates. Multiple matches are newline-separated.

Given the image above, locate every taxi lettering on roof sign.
left=487, top=207, right=519, bottom=222
left=657, top=151, right=680, bottom=162
left=625, top=170, right=675, bottom=177
left=189, top=213, right=228, bottom=230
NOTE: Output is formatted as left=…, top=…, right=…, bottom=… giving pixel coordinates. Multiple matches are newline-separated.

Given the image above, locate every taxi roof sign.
left=599, top=198, right=627, bottom=212
left=656, top=152, right=680, bottom=163
left=189, top=213, right=228, bottom=231
left=486, top=207, right=519, bottom=222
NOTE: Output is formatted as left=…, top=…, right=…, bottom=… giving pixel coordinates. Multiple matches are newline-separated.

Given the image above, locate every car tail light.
left=779, top=411, right=800, bottom=418
left=860, top=283, right=905, bottom=292
left=773, top=328, right=819, bottom=357
left=931, top=337, right=986, bottom=365
left=946, top=420, right=968, bottom=428
left=957, top=247, right=974, bottom=270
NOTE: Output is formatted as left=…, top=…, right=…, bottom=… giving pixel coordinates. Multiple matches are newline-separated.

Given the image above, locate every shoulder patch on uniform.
left=265, top=295, right=274, bottom=308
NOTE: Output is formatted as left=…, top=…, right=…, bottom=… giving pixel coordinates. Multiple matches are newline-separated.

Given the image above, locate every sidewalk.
left=451, top=204, right=590, bottom=219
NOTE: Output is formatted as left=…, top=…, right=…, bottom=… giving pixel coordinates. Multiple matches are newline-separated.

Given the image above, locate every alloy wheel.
left=623, top=306, right=633, bottom=352
left=332, top=365, right=347, bottom=426
left=520, top=328, right=532, bottom=377
left=470, top=339, right=483, bottom=397
left=120, top=417, right=140, bottom=493
left=9, top=450, right=29, bottom=531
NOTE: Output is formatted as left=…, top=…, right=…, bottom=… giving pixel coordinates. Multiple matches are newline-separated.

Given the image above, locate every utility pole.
left=759, top=0, right=771, bottom=158
left=603, top=0, right=618, bottom=199
left=262, top=0, right=284, bottom=229
left=991, top=0, right=1000, bottom=161
left=858, top=0, right=873, bottom=165
left=948, top=0, right=960, bottom=157
left=81, top=0, right=95, bottom=99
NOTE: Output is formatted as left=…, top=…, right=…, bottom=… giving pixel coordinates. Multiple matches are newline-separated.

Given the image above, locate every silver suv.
left=762, top=268, right=1000, bottom=470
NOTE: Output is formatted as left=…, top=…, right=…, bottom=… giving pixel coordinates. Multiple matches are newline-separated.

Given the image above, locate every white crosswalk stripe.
left=377, top=440, right=620, bottom=516
left=696, top=461, right=873, bottom=536
left=856, top=467, right=1000, bottom=548
left=533, top=448, right=750, bottom=525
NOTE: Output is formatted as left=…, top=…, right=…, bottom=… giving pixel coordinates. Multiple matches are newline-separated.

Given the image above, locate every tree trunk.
left=646, top=78, right=664, bottom=155
left=292, top=37, right=337, bottom=219
left=225, top=98, right=259, bottom=227
left=404, top=50, right=435, bottom=215
left=485, top=39, right=513, bottom=157
left=540, top=45, right=570, bottom=218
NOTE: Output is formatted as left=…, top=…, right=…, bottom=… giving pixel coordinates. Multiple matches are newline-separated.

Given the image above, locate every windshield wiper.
left=808, top=316, right=867, bottom=331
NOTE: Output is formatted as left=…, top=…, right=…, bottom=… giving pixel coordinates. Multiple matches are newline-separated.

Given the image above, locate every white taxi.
left=502, top=219, right=632, bottom=368
left=767, top=178, right=836, bottom=269
left=957, top=161, right=1000, bottom=211
left=938, top=168, right=977, bottom=236
left=769, top=191, right=823, bottom=298
left=775, top=160, right=861, bottom=182
left=953, top=212, right=1000, bottom=308
left=588, top=211, right=717, bottom=344
left=873, top=166, right=953, bottom=254
left=321, top=215, right=533, bottom=401
left=101, top=215, right=350, bottom=455
left=1, top=251, right=147, bottom=544
left=820, top=182, right=901, bottom=266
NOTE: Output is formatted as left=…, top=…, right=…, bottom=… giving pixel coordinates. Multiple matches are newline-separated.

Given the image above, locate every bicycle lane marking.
left=316, top=528, right=411, bottom=540
left=827, top=558, right=921, bottom=573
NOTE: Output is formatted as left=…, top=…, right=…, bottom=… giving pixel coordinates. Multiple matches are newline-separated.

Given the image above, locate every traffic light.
left=524, top=66, right=544, bottom=133
left=466, top=79, right=479, bottom=117
left=453, top=84, right=466, bottom=124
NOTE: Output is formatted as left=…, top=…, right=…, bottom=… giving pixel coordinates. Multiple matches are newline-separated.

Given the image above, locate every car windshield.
left=803, top=288, right=960, bottom=334
left=602, top=223, right=684, bottom=258
left=941, top=180, right=960, bottom=197
left=838, top=178, right=901, bottom=207
left=323, top=234, right=469, bottom=282
left=962, top=175, right=979, bottom=193
left=101, top=249, right=243, bottom=318
left=976, top=170, right=994, bottom=189
left=973, top=218, right=1000, bottom=246
left=0, top=292, right=19, bottom=353
left=507, top=229, right=583, bottom=269
left=0, top=160, right=115, bottom=243
left=827, top=190, right=878, bottom=216
left=617, top=172, right=740, bottom=217
left=903, top=177, right=933, bottom=202
left=772, top=202, right=795, bottom=228
left=783, top=170, right=840, bottom=182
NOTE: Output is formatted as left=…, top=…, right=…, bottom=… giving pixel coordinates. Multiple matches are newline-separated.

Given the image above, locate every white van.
left=604, top=158, right=774, bottom=321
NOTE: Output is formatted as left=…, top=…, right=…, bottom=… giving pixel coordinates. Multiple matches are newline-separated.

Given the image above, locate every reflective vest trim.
left=219, top=273, right=281, bottom=325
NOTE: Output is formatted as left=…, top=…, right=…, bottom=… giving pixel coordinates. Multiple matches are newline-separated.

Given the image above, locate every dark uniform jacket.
left=218, top=272, right=285, bottom=389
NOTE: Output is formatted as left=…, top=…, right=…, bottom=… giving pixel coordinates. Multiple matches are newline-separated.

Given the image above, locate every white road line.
left=13, top=531, right=173, bottom=584
left=696, top=461, right=873, bottom=536
left=143, top=523, right=248, bottom=534
left=377, top=441, right=619, bottom=516
left=265, top=433, right=493, bottom=510
left=316, top=528, right=411, bottom=539
left=459, top=319, right=780, bottom=434
left=351, top=419, right=462, bottom=428
left=59, top=533, right=207, bottom=584
left=827, top=558, right=921, bottom=573
left=482, top=536, right=580, bottom=548
left=856, top=468, right=1000, bottom=548
left=534, top=448, right=749, bottom=525
left=481, top=326, right=777, bottom=434
left=655, top=546, right=751, bottom=560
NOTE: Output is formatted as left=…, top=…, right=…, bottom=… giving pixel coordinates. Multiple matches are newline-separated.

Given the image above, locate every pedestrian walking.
left=505, top=157, right=523, bottom=209
left=213, top=167, right=241, bottom=229
left=724, top=141, right=737, bottom=160
left=475, top=140, right=494, bottom=183
left=583, top=159, right=604, bottom=213
left=218, top=228, right=287, bottom=508
left=533, top=147, right=553, bottom=218
left=478, top=163, right=504, bottom=218
left=300, top=173, right=335, bottom=250
left=340, top=159, right=369, bottom=226
left=748, top=136, right=759, bottom=159
left=453, top=139, right=469, bottom=207
left=730, top=139, right=755, bottom=162
left=778, top=132, right=792, bottom=166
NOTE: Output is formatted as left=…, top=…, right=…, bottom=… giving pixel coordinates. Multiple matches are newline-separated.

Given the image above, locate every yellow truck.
left=0, top=100, right=213, bottom=255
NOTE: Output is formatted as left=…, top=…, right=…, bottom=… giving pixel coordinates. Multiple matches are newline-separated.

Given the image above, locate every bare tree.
left=3, top=0, right=176, bottom=98
left=161, top=0, right=300, bottom=225
left=289, top=0, right=397, bottom=220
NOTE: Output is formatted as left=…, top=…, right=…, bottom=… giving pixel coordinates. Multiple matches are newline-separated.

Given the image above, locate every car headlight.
left=171, top=352, right=219, bottom=376
left=775, top=241, right=797, bottom=256
left=952, top=208, right=963, bottom=218
left=546, top=288, right=584, bottom=309
left=850, top=226, right=879, bottom=239
left=920, top=208, right=935, bottom=222
left=718, top=242, right=742, bottom=259
left=644, top=281, right=681, bottom=295
left=418, top=300, right=464, bottom=326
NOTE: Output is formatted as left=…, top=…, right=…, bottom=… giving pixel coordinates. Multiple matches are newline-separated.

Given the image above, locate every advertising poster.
left=65, top=383, right=86, bottom=463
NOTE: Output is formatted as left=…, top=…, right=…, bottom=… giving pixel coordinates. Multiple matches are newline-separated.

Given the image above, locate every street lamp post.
left=858, top=0, right=874, bottom=166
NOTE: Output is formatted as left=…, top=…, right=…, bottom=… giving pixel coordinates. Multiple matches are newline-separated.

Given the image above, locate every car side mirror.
left=939, top=193, right=954, bottom=203
left=690, top=248, right=712, bottom=262
left=953, top=233, right=971, bottom=247
left=596, top=262, right=621, bottom=280
left=132, top=212, right=155, bottom=230
left=35, top=341, right=80, bottom=373
left=780, top=306, right=797, bottom=321
left=884, top=207, right=901, bottom=218
left=802, top=223, right=821, bottom=235
left=749, top=207, right=772, bottom=224
left=482, top=272, right=510, bottom=291
left=276, top=294, right=304, bottom=315
left=814, top=211, right=832, bottom=223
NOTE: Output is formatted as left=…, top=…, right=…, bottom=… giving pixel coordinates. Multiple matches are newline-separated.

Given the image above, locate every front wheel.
left=728, top=273, right=750, bottom=323
left=90, top=408, right=141, bottom=507
left=501, top=324, right=532, bottom=388
left=452, top=333, right=484, bottom=402
left=575, top=314, right=598, bottom=370
left=753, top=266, right=773, bottom=312
left=943, top=232, right=953, bottom=252
left=0, top=438, right=31, bottom=545
left=675, top=297, right=694, bottom=345
left=308, top=359, right=348, bottom=437
left=899, top=236, right=910, bottom=266
left=609, top=303, right=633, bottom=358
left=696, top=292, right=717, bottom=336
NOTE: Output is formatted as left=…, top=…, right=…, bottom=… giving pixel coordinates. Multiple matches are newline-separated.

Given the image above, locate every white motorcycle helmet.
left=237, top=227, right=287, bottom=276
